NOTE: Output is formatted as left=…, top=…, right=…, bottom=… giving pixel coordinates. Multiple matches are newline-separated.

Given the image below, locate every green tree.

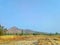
left=0, top=25, right=4, bottom=35
left=0, top=25, right=7, bottom=35
left=3, top=28, right=7, bottom=35
left=55, top=32, right=59, bottom=35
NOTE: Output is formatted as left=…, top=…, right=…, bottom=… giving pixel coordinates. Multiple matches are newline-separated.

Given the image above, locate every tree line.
left=0, top=25, right=60, bottom=36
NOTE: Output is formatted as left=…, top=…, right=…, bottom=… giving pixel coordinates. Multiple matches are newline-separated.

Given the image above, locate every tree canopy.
left=0, top=25, right=7, bottom=35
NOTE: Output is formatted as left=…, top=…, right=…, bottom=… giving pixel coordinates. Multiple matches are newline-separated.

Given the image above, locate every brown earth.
left=0, top=35, right=60, bottom=45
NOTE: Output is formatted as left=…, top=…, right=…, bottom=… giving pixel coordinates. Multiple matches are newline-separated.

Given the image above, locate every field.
left=0, top=35, right=60, bottom=45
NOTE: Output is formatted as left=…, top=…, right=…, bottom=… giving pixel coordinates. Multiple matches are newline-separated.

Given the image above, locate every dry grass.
left=0, top=35, right=60, bottom=45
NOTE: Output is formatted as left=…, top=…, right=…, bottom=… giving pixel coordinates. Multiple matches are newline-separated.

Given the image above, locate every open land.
left=0, top=35, right=60, bottom=45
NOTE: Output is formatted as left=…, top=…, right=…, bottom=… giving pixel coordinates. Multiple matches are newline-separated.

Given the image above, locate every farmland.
left=0, top=35, right=60, bottom=45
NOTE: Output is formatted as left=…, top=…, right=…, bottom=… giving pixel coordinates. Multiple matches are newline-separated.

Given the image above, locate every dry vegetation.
left=0, top=25, right=60, bottom=45
left=0, top=35, right=60, bottom=45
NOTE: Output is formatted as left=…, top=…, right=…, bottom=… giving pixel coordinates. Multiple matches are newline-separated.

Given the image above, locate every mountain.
left=6, top=26, right=48, bottom=35
left=6, top=26, right=37, bottom=34
left=22, top=29, right=36, bottom=34
left=6, top=26, right=22, bottom=34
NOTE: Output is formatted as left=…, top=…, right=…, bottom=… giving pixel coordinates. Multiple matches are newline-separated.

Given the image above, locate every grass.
left=0, top=35, right=60, bottom=45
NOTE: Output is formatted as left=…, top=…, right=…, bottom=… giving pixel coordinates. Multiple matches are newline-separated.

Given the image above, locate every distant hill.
left=5, top=26, right=49, bottom=35
left=6, top=26, right=37, bottom=35
left=6, top=26, right=22, bottom=34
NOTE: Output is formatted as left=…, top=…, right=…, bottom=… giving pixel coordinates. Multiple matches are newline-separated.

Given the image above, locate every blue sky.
left=0, top=0, right=60, bottom=33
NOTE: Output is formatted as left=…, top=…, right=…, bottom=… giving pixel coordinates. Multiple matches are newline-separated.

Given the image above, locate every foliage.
left=33, top=32, right=40, bottom=35
left=0, top=24, right=60, bottom=36
left=0, top=25, right=7, bottom=35
left=0, top=25, right=4, bottom=35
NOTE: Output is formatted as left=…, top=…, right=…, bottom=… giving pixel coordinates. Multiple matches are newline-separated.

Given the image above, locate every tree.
left=33, top=32, right=40, bottom=35
left=3, top=28, right=7, bottom=35
left=19, top=30, right=23, bottom=35
left=0, top=25, right=7, bottom=35
left=55, top=32, right=59, bottom=35
left=0, top=25, right=4, bottom=35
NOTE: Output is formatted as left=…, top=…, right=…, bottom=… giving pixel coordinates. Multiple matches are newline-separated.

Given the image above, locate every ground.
left=0, top=35, right=60, bottom=45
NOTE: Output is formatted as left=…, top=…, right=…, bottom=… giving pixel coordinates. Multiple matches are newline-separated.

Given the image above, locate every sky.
left=0, top=0, right=60, bottom=33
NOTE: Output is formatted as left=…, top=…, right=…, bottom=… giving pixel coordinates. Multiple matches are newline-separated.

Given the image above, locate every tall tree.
left=0, top=25, right=7, bottom=35
left=0, top=25, right=4, bottom=35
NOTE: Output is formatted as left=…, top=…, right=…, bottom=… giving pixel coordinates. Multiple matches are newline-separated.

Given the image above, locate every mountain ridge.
left=5, top=26, right=49, bottom=35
